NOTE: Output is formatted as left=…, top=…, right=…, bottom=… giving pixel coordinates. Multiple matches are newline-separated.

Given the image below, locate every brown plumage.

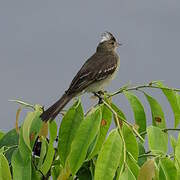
left=40, top=32, right=121, bottom=122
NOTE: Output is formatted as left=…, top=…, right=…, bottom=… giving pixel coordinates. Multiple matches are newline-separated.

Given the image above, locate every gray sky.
left=0, top=0, right=180, bottom=131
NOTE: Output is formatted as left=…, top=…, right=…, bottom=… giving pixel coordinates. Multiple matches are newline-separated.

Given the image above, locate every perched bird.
left=40, top=32, right=121, bottom=122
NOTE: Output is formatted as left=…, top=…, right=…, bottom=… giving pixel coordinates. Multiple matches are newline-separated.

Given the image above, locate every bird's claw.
left=93, top=92, right=104, bottom=104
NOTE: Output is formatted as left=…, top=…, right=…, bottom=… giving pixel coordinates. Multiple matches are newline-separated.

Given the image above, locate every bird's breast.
left=85, top=56, right=120, bottom=93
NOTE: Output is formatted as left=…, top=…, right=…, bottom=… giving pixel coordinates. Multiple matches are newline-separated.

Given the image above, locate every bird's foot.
left=93, top=92, right=104, bottom=104
left=97, top=90, right=107, bottom=96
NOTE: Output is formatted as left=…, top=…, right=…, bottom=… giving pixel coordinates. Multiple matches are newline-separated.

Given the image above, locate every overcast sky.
left=0, top=0, right=180, bottom=131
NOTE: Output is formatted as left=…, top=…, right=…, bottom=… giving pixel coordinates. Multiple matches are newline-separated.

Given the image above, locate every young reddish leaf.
left=15, top=107, right=22, bottom=134
left=138, top=159, right=155, bottom=180
left=39, top=122, right=49, bottom=137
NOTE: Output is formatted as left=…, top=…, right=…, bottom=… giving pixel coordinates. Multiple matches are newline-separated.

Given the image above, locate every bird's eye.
left=111, top=42, right=114, bottom=45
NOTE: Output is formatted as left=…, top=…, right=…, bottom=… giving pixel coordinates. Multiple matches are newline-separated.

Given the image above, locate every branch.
left=108, top=84, right=180, bottom=98
left=9, top=99, right=35, bottom=109
left=140, top=128, right=180, bottom=136
left=163, top=128, right=180, bottom=132
left=138, top=153, right=157, bottom=159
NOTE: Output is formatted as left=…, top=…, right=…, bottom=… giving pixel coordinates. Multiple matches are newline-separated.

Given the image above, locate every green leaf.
left=159, top=164, right=166, bottom=180
left=138, top=142, right=147, bottom=166
left=176, top=92, right=180, bottom=109
left=0, top=153, right=12, bottom=180
left=67, top=106, right=102, bottom=175
left=144, top=92, right=166, bottom=128
left=175, top=134, right=180, bottom=169
left=49, top=121, right=58, bottom=142
left=118, top=165, right=136, bottom=180
left=12, top=107, right=43, bottom=179
left=94, top=129, right=123, bottom=180
left=160, top=158, right=177, bottom=180
left=157, top=82, right=180, bottom=127
left=51, top=164, right=61, bottom=180
left=29, top=109, right=43, bottom=148
left=0, top=129, right=18, bottom=148
left=123, top=124, right=139, bottom=161
left=0, top=129, right=19, bottom=163
left=0, top=131, right=4, bottom=140
left=170, top=135, right=177, bottom=154
left=39, top=143, right=55, bottom=176
left=58, top=100, right=84, bottom=166
left=11, top=149, right=32, bottom=180
left=12, top=127, right=32, bottom=179
left=87, top=104, right=112, bottom=159
left=32, top=163, right=42, bottom=180
left=37, top=137, right=47, bottom=169
left=147, top=126, right=168, bottom=154
left=39, top=121, right=57, bottom=175
left=126, top=153, right=140, bottom=178
left=124, top=91, right=146, bottom=134
left=23, top=112, right=36, bottom=150
left=0, top=147, right=5, bottom=154
left=76, top=162, right=92, bottom=180
left=138, top=159, right=155, bottom=180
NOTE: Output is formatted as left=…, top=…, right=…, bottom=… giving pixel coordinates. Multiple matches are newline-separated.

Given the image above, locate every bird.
left=40, top=32, right=121, bottom=122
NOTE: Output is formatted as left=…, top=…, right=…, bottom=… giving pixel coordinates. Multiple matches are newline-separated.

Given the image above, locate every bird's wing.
left=67, top=53, right=118, bottom=94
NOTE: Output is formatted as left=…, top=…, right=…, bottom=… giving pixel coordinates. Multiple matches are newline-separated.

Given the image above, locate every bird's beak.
left=117, top=42, right=123, bottom=47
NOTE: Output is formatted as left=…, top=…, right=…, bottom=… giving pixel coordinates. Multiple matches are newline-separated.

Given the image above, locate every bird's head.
left=97, top=32, right=122, bottom=52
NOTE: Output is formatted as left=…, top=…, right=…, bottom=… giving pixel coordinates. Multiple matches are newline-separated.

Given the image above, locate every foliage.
left=1, top=81, right=180, bottom=179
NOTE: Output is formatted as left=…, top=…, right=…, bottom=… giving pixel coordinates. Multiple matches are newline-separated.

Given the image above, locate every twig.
left=9, top=99, right=35, bottom=109
left=140, top=128, right=180, bottom=136
left=163, top=128, right=180, bottom=132
left=138, top=153, right=157, bottom=159
left=108, top=84, right=180, bottom=98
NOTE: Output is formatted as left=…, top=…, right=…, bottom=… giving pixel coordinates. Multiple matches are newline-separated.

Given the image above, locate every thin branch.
left=138, top=153, right=157, bottom=159
left=9, top=99, right=35, bottom=109
left=108, top=84, right=180, bottom=98
left=140, top=128, right=180, bottom=136
left=163, top=128, right=180, bottom=132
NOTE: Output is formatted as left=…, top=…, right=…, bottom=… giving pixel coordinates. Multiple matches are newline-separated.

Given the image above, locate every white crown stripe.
left=100, top=32, right=112, bottom=42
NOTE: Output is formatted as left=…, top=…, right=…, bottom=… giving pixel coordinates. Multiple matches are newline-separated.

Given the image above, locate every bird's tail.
left=40, top=93, right=74, bottom=122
